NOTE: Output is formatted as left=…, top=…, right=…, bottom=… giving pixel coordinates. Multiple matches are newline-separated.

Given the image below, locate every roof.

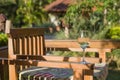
left=44, top=0, right=73, bottom=12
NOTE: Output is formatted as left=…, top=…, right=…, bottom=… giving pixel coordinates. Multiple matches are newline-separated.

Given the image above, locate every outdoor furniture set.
left=0, top=21, right=114, bottom=80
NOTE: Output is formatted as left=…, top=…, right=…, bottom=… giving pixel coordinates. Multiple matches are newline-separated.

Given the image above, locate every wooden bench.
left=0, top=27, right=101, bottom=80
left=45, top=39, right=112, bottom=80
left=45, top=39, right=111, bottom=62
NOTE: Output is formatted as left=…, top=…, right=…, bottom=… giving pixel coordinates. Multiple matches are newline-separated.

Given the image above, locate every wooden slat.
left=37, top=36, right=41, bottom=55
left=33, top=36, right=36, bottom=55
left=42, top=56, right=101, bottom=63
left=21, top=37, right=26, bottom=54
left=45, top=40, right=79, bottom=48
left=45, top=39, right=120, bottom=49
left=10, top=55, right=101, bottom=63
left=28, top=37, right=32, bottom=55
left=89, top=40, right=120, bottom=49
left=41, top=36, right=45, bottom=55
left=0, top=59, right=94, bottom=70
left=19, top=38, right=22, bottom=55
left=8, top=38, right=14, bottom=59
left=16, top=38, right=19, bottom=54
left=22, top=37, right=25, bottom=55
left=31, top=37, right=33, bottom=55
left=24, top=37, right=27, bottom=55
left=13, top=38, right=16, bottom=54
left=68, top=48, right=111, bottom=52
left=8, top=28, right=46, bottom=38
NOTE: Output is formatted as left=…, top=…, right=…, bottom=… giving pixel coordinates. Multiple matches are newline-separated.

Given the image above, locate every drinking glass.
left=79, top=30, right=90, bottom=64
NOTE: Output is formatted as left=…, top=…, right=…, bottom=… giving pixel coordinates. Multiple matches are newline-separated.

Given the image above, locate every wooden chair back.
left=7, top=28, right=46, bottom=59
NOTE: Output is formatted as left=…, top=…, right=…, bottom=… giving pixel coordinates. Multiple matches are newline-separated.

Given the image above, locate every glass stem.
left=82, top=49, right=86, bottom=62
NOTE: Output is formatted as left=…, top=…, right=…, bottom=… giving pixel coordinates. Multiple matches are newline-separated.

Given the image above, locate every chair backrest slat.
left=37, top=36, right=40, bottom=55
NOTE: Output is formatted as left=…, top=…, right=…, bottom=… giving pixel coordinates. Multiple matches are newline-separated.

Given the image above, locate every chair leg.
left=9, top=64, right=17, bottom=80
left=0, top=65, right=4, bottom=80
left=84, top=70, right=93, bottom=80
left=73, top=70, right=83, bottom=80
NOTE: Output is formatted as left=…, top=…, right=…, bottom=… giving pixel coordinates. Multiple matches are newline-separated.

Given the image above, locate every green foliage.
left=104, top=0, right=120, bottom=23
left=0, top=33, right=8, bottom=47
left=54, top=30, right=68, bottom=39
left=51, top=51, right=82, bottom=57
left=50, top=51, right=95, bottom=57
left=65, top=0, right=104, bottom=39
left=64, top=0, right=120, bottom=39
left=0, top=0, right=54, bottom=28
left=92, top=26, right=111, bottom=40
left=0, top=0, right=16, bottom=6
left=0, top=0, right=16, bottom=21
left=15, top=0, right=48, bottom=27
left=109, top=49, right=120, bottom=69
left=40, top=23, right=55, bottom=28
left=112, top=49, right=120, bottom=58
left=107, top=25, right=120, bottom=40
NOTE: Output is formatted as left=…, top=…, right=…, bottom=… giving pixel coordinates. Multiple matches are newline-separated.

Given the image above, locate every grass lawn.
left=107, top=69, right=120, bottom=80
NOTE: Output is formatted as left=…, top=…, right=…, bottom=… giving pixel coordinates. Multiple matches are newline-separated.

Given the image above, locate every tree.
left=0, top=0, right=55, bottom=27
left=14, top=0, right=48, bottom=27
left=0, top=0, right=16, bottom=19
left=64, top=0, right=120, bottom=39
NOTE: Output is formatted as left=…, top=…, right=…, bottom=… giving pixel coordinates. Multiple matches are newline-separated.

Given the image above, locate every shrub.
left=0, top=33, right=8, bottom=47
left=108, top=49, right=120, bottom=69
left=54, top=30, right=67, bottom=39
left=91, top=26, right=110, bottom=40
left=106, top=25, right=120, bottom=40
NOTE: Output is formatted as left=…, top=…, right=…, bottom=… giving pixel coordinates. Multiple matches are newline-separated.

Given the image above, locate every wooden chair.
left=7, top=27, right=45, bottom=80
left=1, top=27, right=99, bottom=80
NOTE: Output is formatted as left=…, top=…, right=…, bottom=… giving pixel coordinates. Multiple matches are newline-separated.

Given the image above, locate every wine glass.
left=78, top=30, right=90, bottom=64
